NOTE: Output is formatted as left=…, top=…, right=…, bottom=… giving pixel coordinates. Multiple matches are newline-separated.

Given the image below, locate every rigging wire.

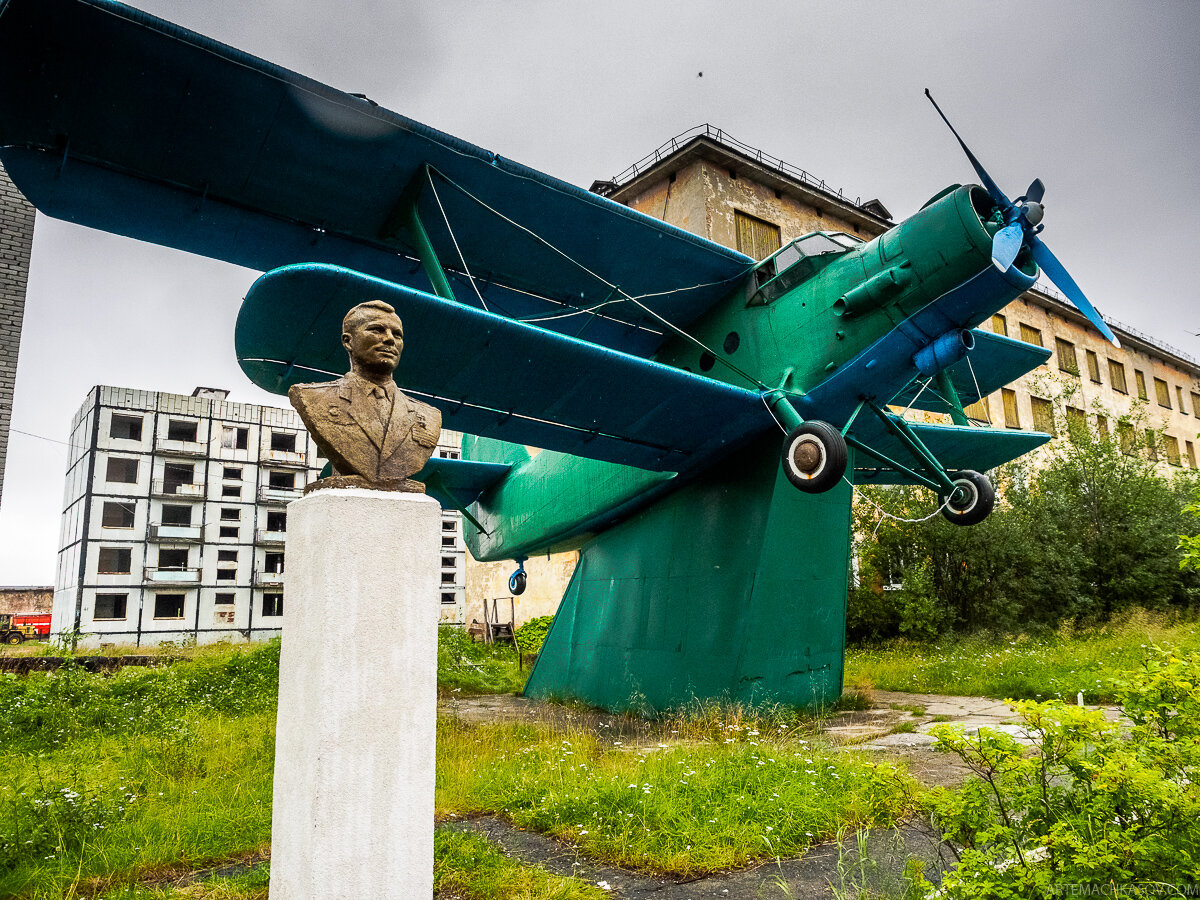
left=425, top=167, right=492, bottom=314
left=425, top=166, right=767, bottom=390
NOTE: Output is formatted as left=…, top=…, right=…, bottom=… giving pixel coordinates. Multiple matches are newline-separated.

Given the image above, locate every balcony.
left=258, top=485, right=302, bottom=504
left=256, top=529, right=287, bottom=546
left=143, top=566, right=201, bottom=584
left=254, top=569, right=285, bottom=587
left=149, top=523, right=203, bottom=542
left=157, top=439, right=206, bottom=458
left=261, top=448, right=308, bottom=468
left=152, top=480, right=204, bottom=498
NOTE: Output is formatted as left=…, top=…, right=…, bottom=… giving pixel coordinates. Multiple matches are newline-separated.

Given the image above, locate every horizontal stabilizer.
left=894, top=329, right=1051, bottom=413
left=0, top=0, right=749, bottom=356
left=413, top=456, right=511, bottom=510
left=852, top=417, right=1050, bottom=486
left=237, top=264, right=776, bottom=472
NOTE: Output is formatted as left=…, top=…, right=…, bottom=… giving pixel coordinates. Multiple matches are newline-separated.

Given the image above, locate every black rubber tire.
left=781, top=421, right=848, bottom=493
left=509, top=569, right=527, bottom=596
left=4, top=633, right=22, bottom=645
left=939, top=470, right=995, bottom=527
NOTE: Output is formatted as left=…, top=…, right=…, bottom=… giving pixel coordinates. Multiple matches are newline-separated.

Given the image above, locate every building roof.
left=590, top=124, right=893, bottom=234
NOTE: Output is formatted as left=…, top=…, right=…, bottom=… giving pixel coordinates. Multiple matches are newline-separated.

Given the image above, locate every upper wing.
left=237, top=264, right=776, bottom=472
left=0, top=0, right=752, bottom=357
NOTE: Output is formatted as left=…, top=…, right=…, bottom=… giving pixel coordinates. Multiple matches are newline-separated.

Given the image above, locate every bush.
left=514, top=615, right=554, bottom=656
left=923, top=646, right=1200, bottom=895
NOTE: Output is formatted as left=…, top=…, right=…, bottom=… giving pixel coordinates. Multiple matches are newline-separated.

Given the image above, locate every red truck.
left=0, top=613, right=51, bottom=644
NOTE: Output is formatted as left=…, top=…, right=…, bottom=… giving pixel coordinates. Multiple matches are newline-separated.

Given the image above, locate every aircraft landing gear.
left=781, top=421, right=847, bottom=493
left=508, top=558, right=528, bottom=595
left=939, top=470, right=995, bottom=526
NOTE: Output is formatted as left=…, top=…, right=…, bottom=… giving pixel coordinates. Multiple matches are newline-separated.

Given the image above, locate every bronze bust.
left=289, top=300, right=442, bottom=492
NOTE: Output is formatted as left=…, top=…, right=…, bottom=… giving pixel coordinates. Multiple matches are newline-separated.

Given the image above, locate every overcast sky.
left=2, top=0, right=1198, bottom=584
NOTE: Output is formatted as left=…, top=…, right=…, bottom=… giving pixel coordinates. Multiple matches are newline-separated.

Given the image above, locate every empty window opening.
left=218, top=550, right=238, bottom=563
left=154, top=593, right=185, bottom=619
left=106, top=457, right=139, bottom=484
left=216, top=568, right=237, bottom=581
left=215, top=593, right=235, bottom=605
left=219, top=526, right=239, bottom=539
left=220, top=507, right=240, bottom=522
left=158, top=548, right=189, bottom=570
left=441, top=536, right=455, bottom=548
left=271, top=431, right=297, bottom=452
left=222, top=485, right=241, bottom=499
left=440, top=572, right=455, bottom=585
left=441, top=592, right=456, bottom=605
left=161, top=504, right=192, bottom=526
left=262, top=594, right=284, bottom=617
left=98, top=547, right=132, bottom=574
left=442, top=519, right=456, bottom=532
left=266, top=511, right=287, bottom=532
left=223, top=467, right=242, bottom=480
left=162, top=463, right=194, bottom=491
left=102, top=502, right=135, bottom=529
left=441, top=556, right=455, bottom=568
left=94, top=593, right=128, bottom=620
left=264, top=552, right=285, bottom=574
left=167, top=419, right=198, bottom=442
left=268, top=471, right=296, bottom=490
left=222, top=426, right=249, bottom=450
left=109, top=414, right=143, bottom=441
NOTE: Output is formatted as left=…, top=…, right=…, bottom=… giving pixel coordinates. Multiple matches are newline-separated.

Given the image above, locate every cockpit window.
left=750, top=231, right=861, bottom=304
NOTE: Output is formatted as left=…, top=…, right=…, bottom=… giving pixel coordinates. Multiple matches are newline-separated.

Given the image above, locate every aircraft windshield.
left=750, top=231, right=861, bottom=305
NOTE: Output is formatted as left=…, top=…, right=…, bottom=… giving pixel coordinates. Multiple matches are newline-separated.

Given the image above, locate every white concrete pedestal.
left=270, top=488, right=440, bottom=898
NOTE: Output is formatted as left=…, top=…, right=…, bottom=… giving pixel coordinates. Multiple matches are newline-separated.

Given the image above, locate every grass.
left=438, top=626, right=527, bottom=695
left=846, top=608, right=1200, bottom=703
left=436, top=716, right=918, bottom=877
left=434, top=828, right=607, bottom=899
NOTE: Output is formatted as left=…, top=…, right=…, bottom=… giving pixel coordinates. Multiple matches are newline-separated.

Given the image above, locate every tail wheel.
left=509, top=569, right=527, bottom=596
left=781, top=421, right=847, bottom=493
left=939, top=470, right=995, bottom=526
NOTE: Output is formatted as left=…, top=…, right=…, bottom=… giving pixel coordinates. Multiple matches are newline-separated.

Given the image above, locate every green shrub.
left=514, top=615, right=554, bottom=656
left=922, top=646, right=1200, bottom=896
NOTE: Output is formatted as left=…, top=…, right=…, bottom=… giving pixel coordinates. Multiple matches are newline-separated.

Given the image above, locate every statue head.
left=342, top=300, right=404, bottom=381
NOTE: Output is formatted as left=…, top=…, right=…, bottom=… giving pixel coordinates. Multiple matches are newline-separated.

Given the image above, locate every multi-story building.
left=53, top=385, right=465, bottom=645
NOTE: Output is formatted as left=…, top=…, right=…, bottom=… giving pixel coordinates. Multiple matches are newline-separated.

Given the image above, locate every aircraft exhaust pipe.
left=913, top=329, right=975, bottom=378
left=833, top=264, right=913, bottom=318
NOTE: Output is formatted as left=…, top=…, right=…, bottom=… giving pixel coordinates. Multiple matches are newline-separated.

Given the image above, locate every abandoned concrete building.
left=51, top=384, right=467, bottom=645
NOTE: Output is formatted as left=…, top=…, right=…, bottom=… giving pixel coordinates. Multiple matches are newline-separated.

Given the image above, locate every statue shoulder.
left=408, top=395, right=441, bottom=428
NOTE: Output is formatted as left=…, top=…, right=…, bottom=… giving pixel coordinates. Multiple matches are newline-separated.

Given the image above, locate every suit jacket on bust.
left=289, top=373, right=441, bottom=484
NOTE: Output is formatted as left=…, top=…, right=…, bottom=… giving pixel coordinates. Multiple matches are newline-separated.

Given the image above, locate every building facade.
left=54, top=385, right=465, bottom=645
left=0, top=161, right=35, bottom=505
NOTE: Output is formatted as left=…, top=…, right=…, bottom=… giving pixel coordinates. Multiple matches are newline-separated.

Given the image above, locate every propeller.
left=924, top=89, right=1119, bottom=348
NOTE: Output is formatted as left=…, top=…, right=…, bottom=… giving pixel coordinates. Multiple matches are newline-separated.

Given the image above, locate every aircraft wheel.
left=781, top=421, right=847, bottom=493
left=4, top=633, right=22, bottom=645
left=939, top=470, right=995, bottom=526
left=509, top=569, right=527, bottom=596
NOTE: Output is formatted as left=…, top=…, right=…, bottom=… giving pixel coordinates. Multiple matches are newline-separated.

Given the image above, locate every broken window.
left=218, top=550, right=238, bottom=563
left=219, top=526, right=239, bottom=539
left=222, top=425, right=249, bottom=450
left=106, top=457, right=139, bottom=483
left=268, top=471, right=295, bottom=490
left=161, top=504, right=192, bottom=526
left=97, top=547, right=132, bottom=574
left=154, top=593, right=185, bottom=619
left=441, top=592, right=456, bottom=605
left=264, top=552, right=285, bottom=574
left=102, top=501, right=135, bottom=528
left=223, top=467, right=242, bottom=480
left=162, top=463, right=193, bottom=492
left=222, top=485, right=241, bottom=499
left=271, top=431, right=297, bottom=452
left=167, top=419, right=198, bottom=442
left=266, top=511, right=287, bottom=532
left=220, top=507, right=240, bottom=522
left=109, top=414, right=143, bottom=441
left=262, top=593, right=284, bottom=617
left=157, top=548, right=189, bottom=570
left=94, top=593, right=128, bottom=620
left=214, top=593, right=236, bottom=605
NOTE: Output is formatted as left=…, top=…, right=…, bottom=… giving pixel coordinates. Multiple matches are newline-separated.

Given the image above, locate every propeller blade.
left=1029, top=236, right=1121, bottom=347
left=1023, top=178, right=1045, bottom=204
left=991, top=223, right=1024, bottom=273
left=925, top=89, right=1013, bottom=210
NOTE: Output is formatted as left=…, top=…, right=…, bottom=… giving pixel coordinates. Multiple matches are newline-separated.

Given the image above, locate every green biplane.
left=0, top=0, right=1116, bottom=710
